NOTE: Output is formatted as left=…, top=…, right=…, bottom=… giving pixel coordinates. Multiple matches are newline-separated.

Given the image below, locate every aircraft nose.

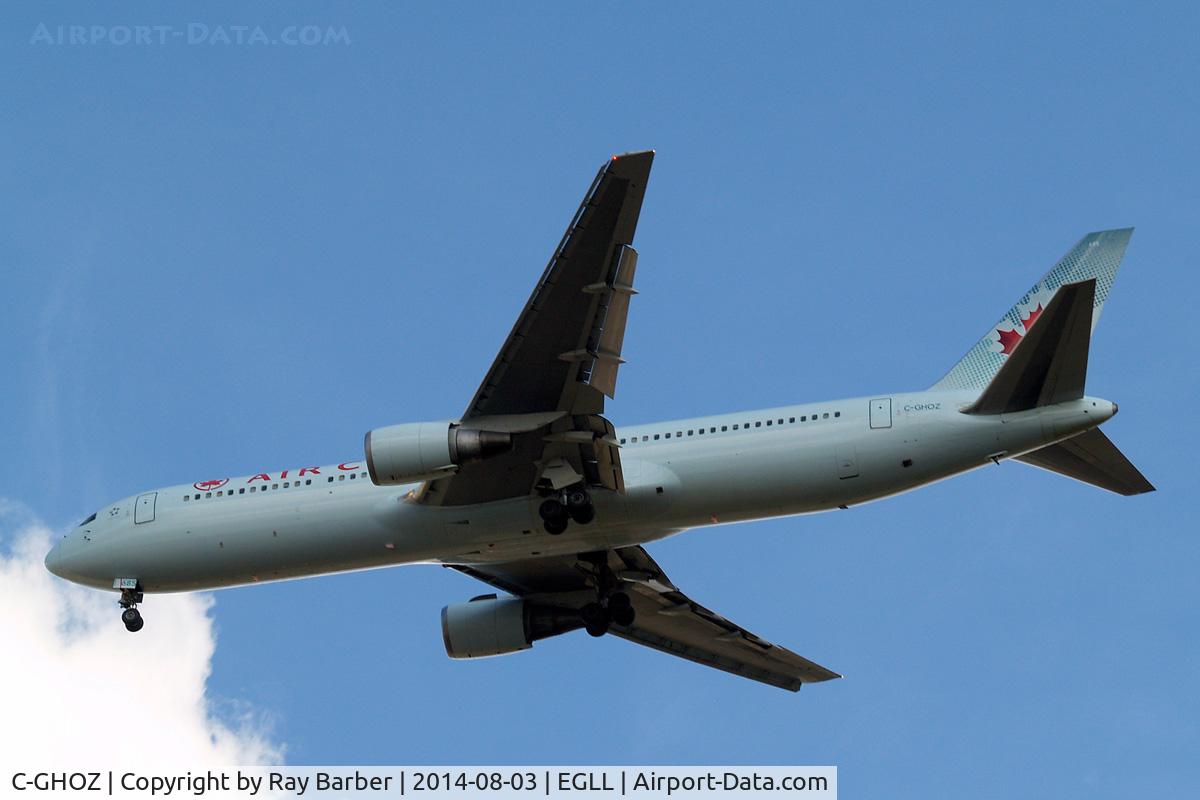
left=44, top=540, right=67, bottom=578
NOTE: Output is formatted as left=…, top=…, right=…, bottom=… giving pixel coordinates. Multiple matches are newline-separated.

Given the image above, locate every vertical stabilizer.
left=932, top=229, right=1132, bottom=391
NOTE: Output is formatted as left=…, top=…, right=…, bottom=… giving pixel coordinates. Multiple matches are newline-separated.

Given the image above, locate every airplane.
left=45, top=150, right=1154, bottom=692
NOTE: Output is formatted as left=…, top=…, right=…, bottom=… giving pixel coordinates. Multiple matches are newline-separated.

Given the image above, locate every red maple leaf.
left=1021, top=302, right=1043, bottom=331
left=997, top=327, right=1023, bottom=355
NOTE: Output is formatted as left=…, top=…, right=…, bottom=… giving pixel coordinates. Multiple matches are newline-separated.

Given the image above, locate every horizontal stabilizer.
left=965, top=279, right=1095, bottom=415
left=1016, top=428, right=1155, bottom=495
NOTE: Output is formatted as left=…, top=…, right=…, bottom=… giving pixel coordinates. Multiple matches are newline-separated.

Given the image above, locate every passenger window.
left=239, top=488, right=245, bottom=494
left=687, top=430, right=694, bottom=436
left=642, top=435, right=648, bottom=442
left=306, top=479, right=312, bottom=485
left=183, top=496, right=189, bottom=501
left=755, top=421, right=762, bottom=428
left=194, top=494, right=200, bottom=500
left=721, top=425, right=728, bottom=431
left=665, top=432, right=671, bottom=439
left=732, top=424, right=739, bottom=430
left=272, top=483, right=279, bottom=489
left=250, top=486, right=256, bottom=492
left=620, top=438, right=626, bottom=444
left=789, top=417, right=795, bottom=423
left=339, top=475, right=345, bottom=481
left=710, top=427, right=716, bottom=433
left=676, top=431, right=683, bottom=438
left=206, top=492, right=212, bottom=498
left=766, top=420, right=772, bottom=426
left=823, top=413, right=830, bottom=419
left=698, top=428, right=704, bottom=435
left=327, top=477, right=334, bottom=482
left=653, top=434, right=660, bottom=440
left=350, top=473, right=357, bottom=479
left=835, top=411, right=841, bottom=418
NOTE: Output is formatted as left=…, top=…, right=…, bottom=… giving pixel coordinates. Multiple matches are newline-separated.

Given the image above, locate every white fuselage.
left=45, top=390, right=1117, bottom=593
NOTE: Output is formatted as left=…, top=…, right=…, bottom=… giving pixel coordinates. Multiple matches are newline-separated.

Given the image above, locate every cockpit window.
left=78, top=512, right=97, bottom=527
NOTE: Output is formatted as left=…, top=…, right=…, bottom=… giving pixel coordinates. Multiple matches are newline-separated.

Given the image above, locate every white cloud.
left=0, top=501, right=282, bottom=766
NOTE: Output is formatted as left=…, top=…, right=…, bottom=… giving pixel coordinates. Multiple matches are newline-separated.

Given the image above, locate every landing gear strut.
left=538, top=487, right=595, bottom=535
left=576, top=553, right=636, bottom=636
left=119, top=587, right=144, bottom=633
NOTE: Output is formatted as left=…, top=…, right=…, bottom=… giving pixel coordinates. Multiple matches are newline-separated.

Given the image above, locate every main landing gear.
left=577, top=552, right=636, bottom=636
left=538, top=487, right=595, bottom=535
left=119, top=587, right=144, bottom=633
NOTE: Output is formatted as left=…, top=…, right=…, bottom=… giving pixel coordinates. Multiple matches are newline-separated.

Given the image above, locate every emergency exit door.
left=869, top=398, right=892, bottom=429
left=134, top=492, right=157, bottom=524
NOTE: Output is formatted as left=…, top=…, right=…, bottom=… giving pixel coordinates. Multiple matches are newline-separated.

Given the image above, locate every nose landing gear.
left=119, top=587, right=144, bottom=633
left=538, top=487, right=596, bottom=535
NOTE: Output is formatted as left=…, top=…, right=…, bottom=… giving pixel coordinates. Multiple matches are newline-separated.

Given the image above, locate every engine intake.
left=365, top=422, right=512, bottom=485
left=441, top=596, right=583, bottom=659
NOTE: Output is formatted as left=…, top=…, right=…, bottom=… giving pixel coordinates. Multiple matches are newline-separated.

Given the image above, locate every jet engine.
left=441, top=596, right=584, bottom=659
left=364, top=422, right=512, bottom=485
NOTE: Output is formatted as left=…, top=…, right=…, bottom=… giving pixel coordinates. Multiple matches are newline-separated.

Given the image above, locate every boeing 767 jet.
left=46, top=151, right=1153, bottom=691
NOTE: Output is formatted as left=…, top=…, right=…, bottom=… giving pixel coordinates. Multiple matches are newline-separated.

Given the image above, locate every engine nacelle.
left=441, top=596, right=584, bottom=659
left=364, top=422, right=512, bottom=485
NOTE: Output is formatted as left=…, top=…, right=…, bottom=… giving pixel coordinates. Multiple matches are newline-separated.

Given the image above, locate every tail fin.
left=1015, top=428, right=1155, bottom=495
left=932, top=229, right=1133, bottom=392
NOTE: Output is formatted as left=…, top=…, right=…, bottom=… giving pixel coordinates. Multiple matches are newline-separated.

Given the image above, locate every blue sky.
left=2, top=1, right=1196, bottom=796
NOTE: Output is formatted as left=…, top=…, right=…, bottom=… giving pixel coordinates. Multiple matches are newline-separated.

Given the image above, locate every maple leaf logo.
left=1021, top=302, right=1043, bottom=330
left=995, top=302, right=1045, bottom=355
left=997, top=327, right=1023, bottom=355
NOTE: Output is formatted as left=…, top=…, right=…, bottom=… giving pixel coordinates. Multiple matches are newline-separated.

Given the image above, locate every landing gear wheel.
left=539, top=499, right=567, bottom=522
left=580, top=602, right=610, bottom=637
left=543, top=518, right=568, bottom=536
left=565, top=488, right=595, bottom=525
left=121, top=607, right=144, bottom=633
left=567, top=503, right=595, bottom=525
left=608, top=591, right=635, bottom=627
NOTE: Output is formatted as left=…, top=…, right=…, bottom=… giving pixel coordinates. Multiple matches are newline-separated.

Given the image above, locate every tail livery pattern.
left=932, top=228, right=1133, bottom=391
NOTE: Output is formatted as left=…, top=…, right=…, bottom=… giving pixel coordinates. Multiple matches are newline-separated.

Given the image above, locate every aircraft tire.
left=581, top=602, right=609, bottom=636
left=122, top=608, right=144, bottom=633
left=565, top=488, right=591, bottom=510
left=568, top=503, right=595, bottom=525
left=608, top=592, right=635, bottom=626
left=539, top=499, right=567, bottom=523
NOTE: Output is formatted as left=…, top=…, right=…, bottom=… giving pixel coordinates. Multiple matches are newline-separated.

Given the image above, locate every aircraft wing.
left=420, top=151, right=654, bottom=506
left=450, top=545, right=841, bottom=692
